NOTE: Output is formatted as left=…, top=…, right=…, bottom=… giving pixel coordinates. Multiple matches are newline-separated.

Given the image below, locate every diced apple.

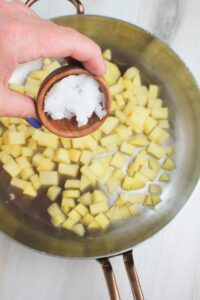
left=113, top=169, right=126, bottom=181
left=165, top=146, right=173, bottom=156
left=23, top=182, right=37, bottom=197
left=3, top=131, right=25, bottom=145
left=122, top=176, right=145, bottom=190
left=58, top=163, right=79, bottom=178
left=10, top=177, right=28, bottom=190
left=148, top=126, right=169, bottom=145
left=117, top=127, right=132, bottom=141
left=37, top=157, right=55, bottom=172
left=148, top=157, right=161, bottom=173
left=159, top=120, right=169, bottom=129
left=54, top=148, right=70, bottom=163
left=80, top=150, right=93, bottom=165
left=47, top=186, right=62, bottom=201
left=110, top=78, right=124, bottom=95
left=39, top=171, right=59, bottom=186
left=32, top=131, right=58, bottom=149
left=129, top=136, right=149, bottom=147
left=62, top=218, right=77, bottom=229
left=128, top=204, right=139, bottom=215
left=81, top=213, right=94, bottom=226
left=162, top=157, right=175, bottom=170
left=68, top=209, right=81, bottom=222
left=75, top=203, right=89, bottom=217
left=140, top=166, right=157, bottom=181
left=128, top=153, right=147, bottom=175
left=72, top=223, right=85, bottom=237
left=60, top=138, right=71, bottom=149
left=148, top=85, right=159, bottom=100
left=9, top=83, right=25, bottom=94
left=90, top=202, right=109, bottom=215
left=101, top=116, right=119, bottom=135
left=97, top=168, right=113, bottom=184
left=43, top=148, right=55, bottom=159
left=80, top=175, right=92, bottom=191
left=115, top=111, right=126, bottom=123
left=108, top=206, right=122, bottom=221
left=143, top=116, right=157, bottom=134
left=159, top=172, right=171, bottom=182
left=20, top=166, right=34, bottom=180
left=93, top=190, right=108, bottom=203
left=107, top=177, right=120, bottom=194
left=115, top=94, right=125, bottom=108
left=149, top=184, right=162, bottom=195
left=143, top=195, right=153, bottom=206
left=28, top=139, right=37, bottom=150
left=103, top=49, right=112, bottom=60
left=81, top=166, right=97, bottom=184
left=151, top=195, right=161, bottom=205
left=64, top=179, right=80, bottom=189
left=69, top=149, right=81, bottom=163
left=92, top=129, right=102, bottom=141
left=62, top=198, right=76, bottom=209
left=151, top=107, right=168, bottom=120
left=111, top=153, right=126, bottom=169
left=147, top=142, right=165, bottom=159
left=51, top=214, right=65, bottom=227
left=22, top=147, right=33, bottom=158
left=134, top=172, right=149, bottom=183
left=100, top=134, right=119, bottom=147
left=0, top=151, right=12, bottom=163
left=62, top=190, right=80, bottom=199
left=87, top=221, right=100, bottom=230
left=79, top=192, right=92, bottom=205
left=30, top=174, right=41, bottom=190
left=95, top=213, right=109, bottom=229
left=48, top=203, right=63, bottom=217
left=120, top=205, right=131, bottom=219
left=3, top=158, right=21, bottom=177
left=103, top=60, right=121, bottom=86
left=89, top=161, right=105, bottom=176
left=120, top=142, right=134, bottom=156
left=120, top=193, right=146, bottom=205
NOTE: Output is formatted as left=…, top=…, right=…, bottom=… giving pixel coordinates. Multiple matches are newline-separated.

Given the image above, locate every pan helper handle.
left=25, top=0, right=84, bottom=14
left=98, top=250, right=144, bottom=300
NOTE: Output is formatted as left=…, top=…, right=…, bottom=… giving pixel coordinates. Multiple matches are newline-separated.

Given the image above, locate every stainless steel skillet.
left=0, top=0, right=199, bottom=299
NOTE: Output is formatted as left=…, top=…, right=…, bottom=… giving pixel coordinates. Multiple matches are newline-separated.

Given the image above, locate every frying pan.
left=0, top=0, right=200, bottom=299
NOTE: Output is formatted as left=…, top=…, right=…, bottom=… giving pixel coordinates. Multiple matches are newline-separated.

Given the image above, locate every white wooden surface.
left=1, top=1, right=200, bottom=299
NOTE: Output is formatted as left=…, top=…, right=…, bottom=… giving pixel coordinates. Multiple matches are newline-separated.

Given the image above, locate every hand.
left=0, top=0, right=105, bottom=119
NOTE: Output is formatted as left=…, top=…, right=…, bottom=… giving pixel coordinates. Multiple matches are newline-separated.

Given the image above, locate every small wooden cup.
left=36, top=65, right=111, bottom=138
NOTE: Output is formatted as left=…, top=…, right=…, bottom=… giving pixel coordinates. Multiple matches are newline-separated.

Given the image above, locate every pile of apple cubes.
left=1, top=49, right=175, bottom=237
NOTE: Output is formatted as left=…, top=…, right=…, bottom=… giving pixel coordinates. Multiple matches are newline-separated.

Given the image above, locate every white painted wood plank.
left=1, top=1, right=200, bottom=299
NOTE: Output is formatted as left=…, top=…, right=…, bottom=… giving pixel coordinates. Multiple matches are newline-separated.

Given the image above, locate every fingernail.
left=26, top=118, right=42, bottom=129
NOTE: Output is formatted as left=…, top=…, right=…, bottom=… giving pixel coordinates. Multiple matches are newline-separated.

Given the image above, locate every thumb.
left=0, top=87, right=36, bottom=118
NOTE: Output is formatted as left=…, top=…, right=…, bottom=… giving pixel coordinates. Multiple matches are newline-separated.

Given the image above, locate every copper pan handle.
left=98, top=258, right=121, bottom=300
left=98, top=250, right=144, bottom=300
left=25, top=0, right=84, bottom=14
left=123, top=250, right=144, bottom=300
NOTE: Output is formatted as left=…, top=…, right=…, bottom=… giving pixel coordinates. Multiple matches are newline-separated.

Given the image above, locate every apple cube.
left=54, top=148, right=70, bottom=163
left=122, top=176, right=145, bottom=190
left=47, top=186, right=62, bottom=201
left=95, top=213, right=109, bottom=229
left=39, top=171, right=59, bottom=186
left=101, top=116, right=119, bottom=134
left=58, top=163, right=79, bottom=178
left=111, top=153, right=126, bottom=169
left=79, top=192, right=92, bottom=205
left=147, top=142, right=165, bottom=159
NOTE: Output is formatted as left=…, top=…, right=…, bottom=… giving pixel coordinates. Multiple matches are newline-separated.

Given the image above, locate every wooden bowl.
left=36, top=65, right=111, bottom=138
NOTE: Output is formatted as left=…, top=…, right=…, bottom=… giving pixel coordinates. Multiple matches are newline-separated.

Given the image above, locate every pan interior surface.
left=0, top=16, right=200, bottom=258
